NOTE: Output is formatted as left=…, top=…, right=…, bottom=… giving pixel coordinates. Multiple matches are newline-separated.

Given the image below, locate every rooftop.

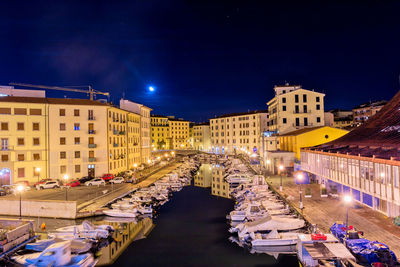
left=0, top=96, right=109, bottom=106
left=212, top=110, right=268, bottom=119
left=307, top=90, right=400, bottom=160
left=353, top=100, right=387, bottom=109
left=279, top=126, right=324, bottom=137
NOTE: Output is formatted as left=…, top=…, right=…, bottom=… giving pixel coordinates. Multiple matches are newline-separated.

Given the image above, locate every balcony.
left=88, top=157, right=96, bottom=162
left=292, top=123, right=314, bottom=127
left=293, top=110, right=311, bottom=114
left=88, top=144, right=97, bottom=148
left=0, top=146, right=13, bottom=151
left=88, top=116, right=95, bottom=121
left=88, top=130, right=96, bottom=134
left=113, top=130, right=119, bottom=135
left=119, top=131, right=125, bottom=135
left=113, top=143, right=119, bottom=147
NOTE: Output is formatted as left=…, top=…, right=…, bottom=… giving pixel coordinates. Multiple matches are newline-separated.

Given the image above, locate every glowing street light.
left=164, top=153, right=168, bottom=157
left=171, top=151, right=175, bottom=155
left=279, top=165, right=284, bottom=192
left=296, top=173, right=304, bottom=210
left=63, top=174, right=69, bottom=201
left=35, top=167, right=41, bottom=183
left=16, top=185, right=24, bottom=219
left=343, top=194, right=352, bottom=237
left=266, top=159, right=271, bottom=164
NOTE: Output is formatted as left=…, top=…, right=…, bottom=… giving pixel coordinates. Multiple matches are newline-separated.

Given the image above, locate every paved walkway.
left=267, top=175, right=400, bottom=257
left=78, top=162, right=180, bottom=215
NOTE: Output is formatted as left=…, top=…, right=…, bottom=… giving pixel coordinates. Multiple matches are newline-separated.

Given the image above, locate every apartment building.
left=119, top=100, right=152, bottom=165
left=169, top=118, right=190, bottom=149
left=267, top=84, right=325, bottom=134
left=193, top=122, right=211, bottom=152
left=210, top=110, right=268, bottom=155
left=127, top=112, right=141, bottom=169
left=353, top=100, right=387, bottom=126
left=0, top=97, right=48, bottom=185
left=301, top=92, right=400, bottom=217
left=150, top=115, right=171, bottom=150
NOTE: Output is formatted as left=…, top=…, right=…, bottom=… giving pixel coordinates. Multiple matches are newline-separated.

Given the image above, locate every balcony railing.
left=293, top=110, right=311, bottom=114
left=113, top=143, right=119, bottom=147
left=88, top=144, right=97, bottom=148
left=113, top=130, right=119, bottom=135
left=119, top=131, right=125, bottom=135
left=88, top=157, right=96, bottom=162
left=88, top=116, right=95, bottom=121
left=292, top=123, right=314, bottom=127
left=88, top=130, right=96, bottom=134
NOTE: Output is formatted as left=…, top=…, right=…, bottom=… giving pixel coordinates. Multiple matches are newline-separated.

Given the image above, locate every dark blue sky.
left=1, top=1, right=400, bottom=122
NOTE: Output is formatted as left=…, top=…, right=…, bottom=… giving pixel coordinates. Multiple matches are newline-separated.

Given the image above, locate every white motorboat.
left=250, top=230, right=300, bottom=247
left=103, top=208, right=138, bottom=218
left=49, top=221, right=112, bottom=240
left=13, top=240, right=97, bottom=267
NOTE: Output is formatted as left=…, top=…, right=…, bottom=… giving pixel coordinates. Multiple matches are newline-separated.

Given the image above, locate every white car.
left=85, top=178, right=105, bottom=186
left=36, top=181, right=60, bottom=190
left=124, top=170, right=134, bottom=176
left=110, top=177, right=125, bottom=184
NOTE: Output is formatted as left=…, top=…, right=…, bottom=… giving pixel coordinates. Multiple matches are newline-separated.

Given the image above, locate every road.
left=2, top=159, right=179, bottom=205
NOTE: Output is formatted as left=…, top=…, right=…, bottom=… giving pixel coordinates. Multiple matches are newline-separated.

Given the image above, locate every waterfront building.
left=0, top=97, right=49, bottom=185
left=210, top=110, right=268, bottom=155
left=328, top=109, right=354, bottom=129
left=353, top=100, right=387, bottom=126
left=150, top=115, right=171, bottom=150
left=193, top=122, right=211, bottom=152
left=150, top=115, right=191, bottom=150
left=267, top=84, right=325, bottom=134
left=262, top=126, right=348, bottom=174
left=301, top=92, right=400, bottom=217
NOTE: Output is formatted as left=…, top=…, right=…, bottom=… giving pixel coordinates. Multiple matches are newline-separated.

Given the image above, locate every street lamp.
left=343, top=194, right=352, bottom=237
left=16, top=185, right=24, bottom=219
left=35, top=167, right=41, bottom=183
left=279, top=165, right=284, bottom=192
left=63, top=174, right=69, bottom=201
left=171, top=151, right=175, bottom=156
left=296, top=173, right=304, bottom=210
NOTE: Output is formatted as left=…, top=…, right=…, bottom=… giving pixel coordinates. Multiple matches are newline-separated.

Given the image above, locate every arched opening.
left=0, top=168, right=11, bottom=185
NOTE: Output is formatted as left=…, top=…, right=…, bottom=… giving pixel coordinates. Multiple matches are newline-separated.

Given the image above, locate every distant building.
left=210, top=110, right=268, bottom=155
left=353, top=100, right=387, bottom=126
left=267, top=84, right=325, bottom=134
left=193, top=122, right=211, bottom=152
left=324, top=112, right=334, bottom=127
left=0, top=86, right=46, bottom=98
left=150, top=115, right=191, bottom=150
left=329, top=109, right=354, bottom=129
left=301, top=93, right=400, bottom=218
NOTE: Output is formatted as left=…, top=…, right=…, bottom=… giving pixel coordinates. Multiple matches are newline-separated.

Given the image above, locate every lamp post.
left=35, top=167, right=41, bottom=183
left=343, top=194, right=352, bottom=237
left=63, top=174, right=69, bottom=201
left=16, top=185, right=24, bottom=219
left=279, top=165, right=284, bottom=192
left=297, top=173, right=304, bottom=210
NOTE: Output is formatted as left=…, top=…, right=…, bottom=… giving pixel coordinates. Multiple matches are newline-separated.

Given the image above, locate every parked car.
left=0, top=188, right=7, bottom=196
left=100, top=174, right=114, bottom=181
left=36, top=181, right=60, bottom=190
left=1, top=185, right=13, bottom=194
left=125, top=176, right=137, bottom=183
left=78, top=176, right=93, bottom=184
left=65, top=179, right=80, bottom=187
left=85, top=178, right=105, bottom=186
left=124, top=170, right=134, bottom=176
left=110, top=177, right=125, bottom=184
left=34, top=179, right=53, bottom=187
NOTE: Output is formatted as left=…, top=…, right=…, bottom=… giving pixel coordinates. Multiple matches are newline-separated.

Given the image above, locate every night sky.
left=1, top=1, right=400, bottom=122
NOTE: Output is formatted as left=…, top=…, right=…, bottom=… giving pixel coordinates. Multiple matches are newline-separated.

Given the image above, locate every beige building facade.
left=193, top=123, right=211, bottom=152
left=210, top=110, right=268, bottom=155
left=267, top=84, right=325, bottom=134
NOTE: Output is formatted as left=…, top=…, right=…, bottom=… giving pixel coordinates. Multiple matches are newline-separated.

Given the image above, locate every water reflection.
left=195, top=163, right=231, bottom=199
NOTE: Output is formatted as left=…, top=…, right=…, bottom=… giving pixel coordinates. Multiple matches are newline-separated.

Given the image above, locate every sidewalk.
left=268, top=175, right=400, bottom=257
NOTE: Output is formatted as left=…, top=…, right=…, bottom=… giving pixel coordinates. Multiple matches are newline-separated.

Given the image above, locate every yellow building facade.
left=193, top=123, right=211, bottom=152
left=0, top=98, right=48, bottom=185
left=127, top=112, right=141, bottom=169
left=151, top=116, right=171, bottom=150
left=279, top=126, right=349, bottom=160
